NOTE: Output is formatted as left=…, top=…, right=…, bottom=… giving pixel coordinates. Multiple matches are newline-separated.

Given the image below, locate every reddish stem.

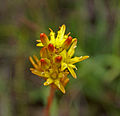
left=45, top=86, right=55, bottom=116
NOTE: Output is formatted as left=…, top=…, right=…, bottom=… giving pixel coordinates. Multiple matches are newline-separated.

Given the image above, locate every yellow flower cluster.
left=29, top=25, right=89, bottom=94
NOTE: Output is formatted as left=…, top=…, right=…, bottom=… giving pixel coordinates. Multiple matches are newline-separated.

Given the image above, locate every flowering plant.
left=29, top=24, right=89, bottom=94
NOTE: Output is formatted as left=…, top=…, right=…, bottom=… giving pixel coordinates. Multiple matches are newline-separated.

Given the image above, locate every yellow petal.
left=31, top=70, right=42, bottom=77
left=68, top=64, right=77, bottom=70
left=31, top=69, right=49, bottom=78
left=70, top=56, right=89, bottom=64
left=44, top=71, right=50, bottom=78
left=60, top=50, right=67, bottom=60
left=67, top=39, right=77, bottom=58
left=58, top=73, right=64, bottom=78
left=29, top=56, right=39, bottom=69
left=56, top=24, right=66, bottom=47
left=64, top=35, right=68, bottom=39
left=61, top=62, right=67, bottom=71
left=49, top=28, right=55, bottom=45
left=68, top=66, right=77, bottom=79
left=72, top=38, right=77, bottom=43
left=36, top=42, right=44, bottom=47
left=54, top=80, right=65, bottom=94
left=33, top=55, right=41, bottom=66
left=30, top=68, right=34, bottom=71
left=44, top=78, right=53, bottom=86
left=36, top=40, right=41, bottom=42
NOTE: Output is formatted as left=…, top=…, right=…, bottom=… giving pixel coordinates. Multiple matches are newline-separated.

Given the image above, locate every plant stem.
left=45, top=86, right=55, bottom=116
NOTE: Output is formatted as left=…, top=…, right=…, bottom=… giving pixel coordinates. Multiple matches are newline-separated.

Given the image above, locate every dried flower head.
left=29, top=24, right=89, bottom=94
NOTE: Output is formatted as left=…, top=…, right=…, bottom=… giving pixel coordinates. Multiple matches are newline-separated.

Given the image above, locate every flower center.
left=51, top=72, right=58, bottom=80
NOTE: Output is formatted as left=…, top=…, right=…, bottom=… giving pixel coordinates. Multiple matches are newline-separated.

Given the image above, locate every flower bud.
left=40, top=58, right=50, bottom=69
left=40, top=33, right=49, bottom=46
left=62, top=36, right=72, bottom=49
left=40, top=47, right=48, bottom=58
left=48, top=43, right=55, bottom=53
left=55, top=56, right=62, bottom=63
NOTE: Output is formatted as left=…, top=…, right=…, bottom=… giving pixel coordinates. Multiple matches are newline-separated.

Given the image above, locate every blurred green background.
left=0, top=0, right=120, bottom=116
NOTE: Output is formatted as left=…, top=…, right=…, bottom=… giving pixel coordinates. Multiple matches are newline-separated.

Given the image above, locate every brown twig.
left=44, top=86, right=55, bottom=116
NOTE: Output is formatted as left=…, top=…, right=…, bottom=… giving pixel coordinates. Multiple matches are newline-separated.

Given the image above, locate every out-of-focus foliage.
left=0, top=0, right=120, bottom=116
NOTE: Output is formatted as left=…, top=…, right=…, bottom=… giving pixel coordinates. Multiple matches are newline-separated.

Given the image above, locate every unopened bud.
left=40, top=58, right=50, bottom=69
left=55, top=56, right=62, bottom=63
left=48, top=43, right=55, bottom=53
left=63, top=36, right=72, bottom=49
left=40, top=58, right=47, bottom=65
left=40, top=33, right=49, bottom=46
left=40, top=47, right=48, bottom=58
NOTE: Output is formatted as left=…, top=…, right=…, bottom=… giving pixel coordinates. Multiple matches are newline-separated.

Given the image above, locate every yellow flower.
left=36, top=25, right=71, bottom=49
left=29, top=55, right=69, bottom=94
left=61, top=39, right=89, bottom=78
left=29, top=24, right=89, bottom=94
left=43, top=68, right=69, bottom=94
